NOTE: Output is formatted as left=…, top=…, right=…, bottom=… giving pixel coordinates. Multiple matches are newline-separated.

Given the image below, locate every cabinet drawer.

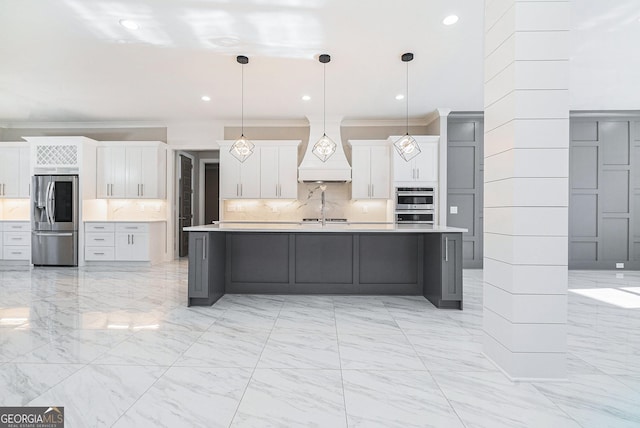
left=3, top=246, right=30, bottom=260
left=85, top=247, right=115, bottom=261
left=115, top=223, right=149, bottom=233
left=3, top=232, right=30, bottom=246
left=85, top=223, right=115, bottom=232
left=2, top=222, right=30, bottom=232
left=85, top=233, right=115, bottom=247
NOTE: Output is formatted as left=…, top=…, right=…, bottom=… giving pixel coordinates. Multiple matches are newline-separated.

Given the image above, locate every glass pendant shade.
left=312, top=133, right=337, bottom=162
left=230, top=135, right=255, bottom=162
left=394, top=133, right=421, bottom=161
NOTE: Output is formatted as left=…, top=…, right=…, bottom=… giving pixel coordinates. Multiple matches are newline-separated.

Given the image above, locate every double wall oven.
left=395, top=187, right=435, bottom=224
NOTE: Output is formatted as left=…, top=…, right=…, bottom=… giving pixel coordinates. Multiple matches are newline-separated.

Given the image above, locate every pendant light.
left=230, top=55, right=255, bottom=162
left=312, top=54, right=337, bottom=162
left=394, top=52, right=421, bottom=161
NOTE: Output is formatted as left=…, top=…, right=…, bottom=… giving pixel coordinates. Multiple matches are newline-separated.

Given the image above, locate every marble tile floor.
left=1, top=261, right=640, bottom=427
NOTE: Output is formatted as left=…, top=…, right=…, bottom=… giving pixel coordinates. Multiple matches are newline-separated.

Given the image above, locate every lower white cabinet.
left=84, top=222, right=164, bottom=263
left=0, top=221, right=30, bottom=261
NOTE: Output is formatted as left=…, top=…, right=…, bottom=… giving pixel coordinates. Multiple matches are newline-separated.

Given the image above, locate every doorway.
left=204, top=163, right=220, bottom=224
left=178, top=155, right=193, bottom=257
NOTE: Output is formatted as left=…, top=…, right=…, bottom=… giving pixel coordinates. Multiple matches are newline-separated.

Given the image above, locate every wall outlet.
left=616, top=263, right=624, bottom=269
left=450, top=206, right=458, bottom=214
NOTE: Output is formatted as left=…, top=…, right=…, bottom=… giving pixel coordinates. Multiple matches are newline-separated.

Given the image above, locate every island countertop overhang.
left=183, top=223, right=467, bottom=233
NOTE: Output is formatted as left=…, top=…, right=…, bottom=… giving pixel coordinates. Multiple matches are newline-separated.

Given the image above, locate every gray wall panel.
left=570, top=146, right=598, bottom=189
left=601, top=218, right=629, bottom=261
left=570, top=194, right=598, bottom=237
left=448, top=194, right=475, bottom=235
left=635, top=148, right=640, bottom=188
left=601, top=170, right=629, bottom=213
left=448, top=121, right=476, bottom=142
left=448, top=115, right=483, bottom=269
left=571, top=121, right=598, bottom=141
left=635, top=194, right=640, bottom=238
left=448, top=147, right=475, bottom=189
left=601, top=121, right=630, bottom=165
left=570, top=242, right=597, bottom=261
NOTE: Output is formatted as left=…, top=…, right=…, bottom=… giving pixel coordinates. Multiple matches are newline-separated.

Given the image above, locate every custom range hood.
left=298, top=118, right=352, bottom=182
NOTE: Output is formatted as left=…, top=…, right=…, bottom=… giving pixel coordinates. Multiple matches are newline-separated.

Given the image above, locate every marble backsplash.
left=83, top=199, right=168, bottom=221
left=0, top=199, right=30, bottom=220
left=222, top=183, right=392, bottom=223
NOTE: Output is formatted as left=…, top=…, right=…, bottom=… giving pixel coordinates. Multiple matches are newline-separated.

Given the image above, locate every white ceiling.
left=0, top=0, right=637, bottom=124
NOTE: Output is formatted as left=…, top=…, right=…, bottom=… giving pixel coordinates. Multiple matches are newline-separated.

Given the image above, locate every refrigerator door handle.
left=45, top=182, right=54, bottom=225
left=33, top=232, right=74, bottom=237
left=50, top=182, right=56, bottom=222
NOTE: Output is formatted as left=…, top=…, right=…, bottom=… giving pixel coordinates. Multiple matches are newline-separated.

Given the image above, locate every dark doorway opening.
left=204, top=163, right=220, bottom=225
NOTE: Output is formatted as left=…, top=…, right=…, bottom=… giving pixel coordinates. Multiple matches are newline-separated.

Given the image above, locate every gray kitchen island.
left=184, top=223, right=466, bottom=309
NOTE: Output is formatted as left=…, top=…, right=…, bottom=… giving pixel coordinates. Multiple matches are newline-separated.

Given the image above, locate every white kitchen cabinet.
left=0, top=144, right=30, bottom=198
left=349, top=141, right=391, bottom=199
left=96, top=142, right=166, bottom=199
left=392, top=136, right=439, bottom=184
left=97, top=146, right=126, bottom=198
left=260, top=144, right=299, bottom=199
left=219, top=143, right=261, bottom=199
left=0, top=221, right=30, bottom=261
left=84, top=222, right=164, bottom=263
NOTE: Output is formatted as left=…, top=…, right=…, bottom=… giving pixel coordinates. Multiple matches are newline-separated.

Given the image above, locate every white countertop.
left=184, top=222, right=467, bottom=233
left=84, top=220, right=167, bottom=223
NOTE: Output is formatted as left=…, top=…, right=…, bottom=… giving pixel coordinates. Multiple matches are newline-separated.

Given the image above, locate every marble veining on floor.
left=1, top=261, right=639, bottom=427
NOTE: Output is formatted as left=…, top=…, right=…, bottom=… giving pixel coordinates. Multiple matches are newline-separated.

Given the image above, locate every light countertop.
left=184, top=222, right=467, bottom=233
left=84, top=220, right=167, bottom=223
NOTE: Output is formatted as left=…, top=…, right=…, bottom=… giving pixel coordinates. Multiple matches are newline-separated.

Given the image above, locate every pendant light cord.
left=406, top=59, right=409, bottom=135
left=241, top=63, right=244, bottom=136
left=323, top=61, right=326, bottom=136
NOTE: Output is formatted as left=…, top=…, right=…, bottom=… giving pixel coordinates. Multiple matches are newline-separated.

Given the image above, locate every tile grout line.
left=333, top=295, right=350, bottom=428
left=108, top=314, right=214, bottom=426
left=530, top=383, right=587, bottom=428
left=227, top=297, right=284, bottom=427
left=385, top=299, right=470, bottom=428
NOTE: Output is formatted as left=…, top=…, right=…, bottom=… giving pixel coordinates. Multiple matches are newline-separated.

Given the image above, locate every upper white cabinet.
left=349, top=140, right=390, bottom=199
left=219, top=143, right=261, bottom=199
left=392, top=136, right=439, bottom=184
left=96, top=142, right=166, bottom=199
left=219, top=141, right=300, bottom=199
left=0, top=143, right=30, bottom=198
left=260, top=143, right=299, bottom=199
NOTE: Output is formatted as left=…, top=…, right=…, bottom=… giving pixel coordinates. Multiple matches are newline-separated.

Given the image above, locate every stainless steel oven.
left=395, top=187, right=435, bottom=224
left=396, top=187, right=434, bottom=210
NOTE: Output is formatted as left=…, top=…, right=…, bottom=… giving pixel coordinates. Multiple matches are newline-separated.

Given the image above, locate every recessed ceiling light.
left=201, top=95, right=211, bottom=102
left=301, top=95, right=311, bottom=101
left=395, top=94, right=405, bottom=100
left=443, top=15, right=459, bottom=26
left=119, top=19, right=139, bottom=30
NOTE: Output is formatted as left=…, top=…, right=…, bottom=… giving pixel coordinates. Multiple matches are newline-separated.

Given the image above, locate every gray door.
left=179, top=155, right=193, bottom=258
left=447, top=115, right=484, bottom=268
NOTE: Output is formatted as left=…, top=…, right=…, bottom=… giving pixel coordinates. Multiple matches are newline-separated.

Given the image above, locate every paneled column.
left=483, top=0, right=569, bottom=379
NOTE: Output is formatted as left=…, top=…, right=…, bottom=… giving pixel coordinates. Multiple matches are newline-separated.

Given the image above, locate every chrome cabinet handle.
left=128, top=234, right=131, bottom=244
left=141, top=184, right=144, bottom=196
left=417, top=169, right=420, bottom=179
left=131, top=234, right=134, bottom=245
left=445, top=237, right=449, bottom=262
left=371, top=184, right=374, bottom=197
left=202, top=235, right=207, bottom=260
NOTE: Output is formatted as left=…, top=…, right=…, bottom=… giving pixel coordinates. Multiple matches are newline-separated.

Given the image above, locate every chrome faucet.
left=320, top=184, right=327, bottom=226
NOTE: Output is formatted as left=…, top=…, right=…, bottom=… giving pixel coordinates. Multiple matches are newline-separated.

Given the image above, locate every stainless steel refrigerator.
left=31, top=175, right=79, bottom=266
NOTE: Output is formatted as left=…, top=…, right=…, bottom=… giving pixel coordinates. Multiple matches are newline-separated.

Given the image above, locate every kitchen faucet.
left=320, top=184, right=327, bottom=226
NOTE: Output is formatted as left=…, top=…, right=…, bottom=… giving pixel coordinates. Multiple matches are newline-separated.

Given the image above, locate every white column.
left=483, top=0, right=570, bottom=379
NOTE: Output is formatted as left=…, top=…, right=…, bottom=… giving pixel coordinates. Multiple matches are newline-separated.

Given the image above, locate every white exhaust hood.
left=298, top=117, right=352, bottom=182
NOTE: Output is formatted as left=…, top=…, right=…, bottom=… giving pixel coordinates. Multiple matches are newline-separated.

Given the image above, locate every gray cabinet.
left=187, top=232, right=225, bottom=305
left=423, top=233, right=463, bottom=309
